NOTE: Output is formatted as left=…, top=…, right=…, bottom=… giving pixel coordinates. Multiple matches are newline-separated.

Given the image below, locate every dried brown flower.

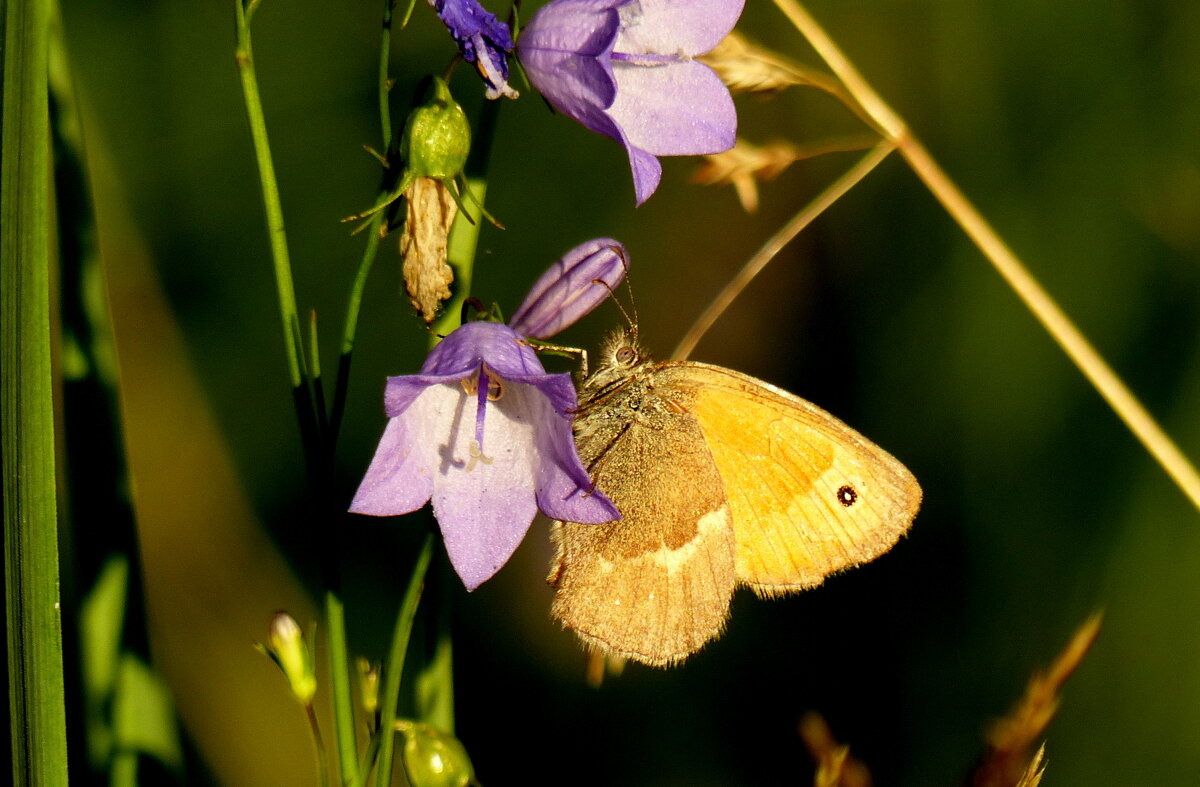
left=400, top=176, right=458, bottom=323
left=693, top=136, right=878, bottom=212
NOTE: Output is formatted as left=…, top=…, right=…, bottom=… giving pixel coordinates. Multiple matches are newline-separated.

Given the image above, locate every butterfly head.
left=578, top=328, right=654, bottom=394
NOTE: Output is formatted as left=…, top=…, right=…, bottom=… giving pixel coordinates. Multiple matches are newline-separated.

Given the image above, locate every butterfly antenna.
left=591, top=245, right=639, bottom=338
left=612, top=247, right=640, bottom=339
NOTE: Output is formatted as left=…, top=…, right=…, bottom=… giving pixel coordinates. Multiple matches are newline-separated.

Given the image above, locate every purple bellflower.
left=517, top=0, right=744, bottom=204
left=350, top=240, right=628, bottom=590
left=430, top=0, right=519, bottom=99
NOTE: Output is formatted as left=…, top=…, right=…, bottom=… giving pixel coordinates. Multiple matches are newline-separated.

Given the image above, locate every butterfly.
left=547, top=329, right=921, bottom=666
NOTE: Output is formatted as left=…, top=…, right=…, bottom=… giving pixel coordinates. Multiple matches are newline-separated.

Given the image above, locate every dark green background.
left=59, top=0, right=1200, bottom=783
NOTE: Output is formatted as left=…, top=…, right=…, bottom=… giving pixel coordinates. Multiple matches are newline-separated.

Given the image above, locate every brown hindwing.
left=550, top=391, right=736, bottom=666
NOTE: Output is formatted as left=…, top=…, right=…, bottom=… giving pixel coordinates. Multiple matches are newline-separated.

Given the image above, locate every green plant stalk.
left=234, top=0, right=303, bottom=390
left=323, top=3, right=413, bottom=777
left=323, top=591, right=358, bottom=787
left=305, top=703, right=331, bottom=787
left=415, top=612, right=455, bottom=734
left=378, top=0, right=396, bottom=147
left=328, top=0, right=401, bottom=446
left=331, top=213, right=384, bottom=445
left=2, top=0, right=70, bottom=782
left=374, top=535, right=434, bottom=787
left=234, top=4, right=359, bottom=784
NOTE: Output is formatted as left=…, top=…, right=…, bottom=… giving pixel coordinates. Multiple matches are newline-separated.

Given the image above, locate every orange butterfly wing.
left=659, top=363, right=921, bottom=596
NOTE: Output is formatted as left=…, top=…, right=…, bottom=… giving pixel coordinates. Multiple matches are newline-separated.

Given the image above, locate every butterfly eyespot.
left=615, top=345, right=637, bottom=365
left=836, top=485, right=858, bottom=507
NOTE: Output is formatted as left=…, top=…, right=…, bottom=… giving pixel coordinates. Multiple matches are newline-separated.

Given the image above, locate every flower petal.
left=431, top=381, right=546, bottom=589
left=430, top=0, right=517, bottom=98
left=518, top=0, right=625, bottom=58
left=626, top=144, right=663, bottom=205
left=415, top=321, right=541, bottom=379
left=349, top=389, right=449, bottom=516
left=517, top=0, right=625, bottom=121
left=608, top=60, right=736, bottom=156
left=508, top=238, right=628, bottom=339
left=530, top=392, right=620, bottom=523
left=615, top=0, right=745, bottom=57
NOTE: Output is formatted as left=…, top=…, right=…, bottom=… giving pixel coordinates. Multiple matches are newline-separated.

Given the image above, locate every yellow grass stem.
left=771, top=0, right=1200, bottom=511
left=673, top=139, right=896, bottom=361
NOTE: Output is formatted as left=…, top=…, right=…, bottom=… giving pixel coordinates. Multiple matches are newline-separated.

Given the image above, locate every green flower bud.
left=395, top=720, right=476, bottom=787
left=356, top=657, right=380, bottom=718
left=256, top=612, right=317, bottom=705
left=400, top=77, right=471, bottom=181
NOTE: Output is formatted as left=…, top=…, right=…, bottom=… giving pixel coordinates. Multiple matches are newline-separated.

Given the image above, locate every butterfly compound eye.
left=836, top=485, right=858, bottom=507
left=615, top=345, right=637, bottom=365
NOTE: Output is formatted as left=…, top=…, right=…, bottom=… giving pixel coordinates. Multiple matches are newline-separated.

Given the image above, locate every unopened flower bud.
left=508, top=239, right=628, bottom=340
left=357, top=657, right=380, bottom=718
left=257, top=612, right=317, bottom=705
left=395, top=720, right=476, bottom=787
left=400, top=77, right=470, bottom=181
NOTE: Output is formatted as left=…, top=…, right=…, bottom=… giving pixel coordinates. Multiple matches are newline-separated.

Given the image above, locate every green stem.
left=324, top=591, right=358, bottom=787
left=329, top=216, right=384, bottom=444
left=378, top=0, right=396, bottom=148
left=414, top=593, right=455, bottom=734
left=305, top=703, right=331, bottom=787
left=375, top=535, right=434, bottom=787
left=234, top=5, right=359, bottom=784
left=234, top=0, right=303, bottom=390
left=328, top=0, right=403, bottom=445
left=2, top=0, right=70, bottom=782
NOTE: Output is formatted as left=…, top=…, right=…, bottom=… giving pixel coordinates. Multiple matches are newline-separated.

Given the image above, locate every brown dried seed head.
left=700, top=31, right=828, bottom=95
left=693, top=139, right=806, bottom=212
left=971, top=613, right=1101, bottom=787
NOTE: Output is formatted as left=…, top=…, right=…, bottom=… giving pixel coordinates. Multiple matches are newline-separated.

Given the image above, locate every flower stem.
left=305, top=702, right=331, bottom=787
left=375, top=534, right=434, bottom=787
left=329, top=0, right=402, bottom=444
left=324, top=591, right=359, bottom=786
left=233, top=0, right=304, bottom=391
left=774, top=0, right=1200, bottom=511
left=330, top=213, right=385, bottom=446
left=378, top=0, right=397, bottom=147
left=673, top=139, right=896, bottom=361
left=234, top=4, right=361, bottom=784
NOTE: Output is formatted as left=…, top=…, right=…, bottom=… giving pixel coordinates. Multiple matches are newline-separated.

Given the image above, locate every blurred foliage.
left=55, top=0, right=1200, bottom=784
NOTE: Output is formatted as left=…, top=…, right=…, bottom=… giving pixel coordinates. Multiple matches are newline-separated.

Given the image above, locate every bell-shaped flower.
left=350, top=240, right=629, bottom=590
left=517, top=0, right=744, bottom=204
left=429, top=0, right=519, bottom=99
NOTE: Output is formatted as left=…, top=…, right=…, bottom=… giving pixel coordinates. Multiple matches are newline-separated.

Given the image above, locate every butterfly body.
left=549, top=330, right=921, bottom=666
